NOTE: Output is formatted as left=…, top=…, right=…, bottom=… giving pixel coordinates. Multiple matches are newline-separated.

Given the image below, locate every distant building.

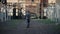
left=6, top=0, right=56, bottom=17
left=0, top=0, right=56, bottom=19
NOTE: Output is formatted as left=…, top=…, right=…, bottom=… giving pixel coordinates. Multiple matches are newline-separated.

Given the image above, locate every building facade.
left=0, top=0, right=56, bottom=19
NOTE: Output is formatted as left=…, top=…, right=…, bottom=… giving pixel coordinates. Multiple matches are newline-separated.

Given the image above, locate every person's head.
left=26, top=10, right=30, bottom=13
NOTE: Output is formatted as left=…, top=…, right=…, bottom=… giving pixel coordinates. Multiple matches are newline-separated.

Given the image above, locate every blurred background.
left=0, top=0, right=58, bottom=21
left=0, top=0, right=60, bottom=34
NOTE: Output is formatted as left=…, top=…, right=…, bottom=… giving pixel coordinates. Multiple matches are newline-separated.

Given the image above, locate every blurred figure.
left=26, top=10, right=31, bottom=28
left=19, top=8, right=23, bottom=19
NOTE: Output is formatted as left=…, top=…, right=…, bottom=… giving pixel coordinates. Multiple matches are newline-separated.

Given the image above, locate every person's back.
left=26, top=12, right=30, bottom=20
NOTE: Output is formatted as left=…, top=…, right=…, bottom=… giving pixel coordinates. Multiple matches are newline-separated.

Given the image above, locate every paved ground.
left=0, top=19, right=60, bottom=34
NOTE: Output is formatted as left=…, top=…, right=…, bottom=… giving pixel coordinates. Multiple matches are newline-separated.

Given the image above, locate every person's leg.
left=27, top=19, right=30, bottom=28
left=27, top=23, right=29, bottom=28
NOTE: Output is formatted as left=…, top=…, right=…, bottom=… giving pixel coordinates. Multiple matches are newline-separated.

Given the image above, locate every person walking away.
left=26, top=11, right=31, bottom=28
